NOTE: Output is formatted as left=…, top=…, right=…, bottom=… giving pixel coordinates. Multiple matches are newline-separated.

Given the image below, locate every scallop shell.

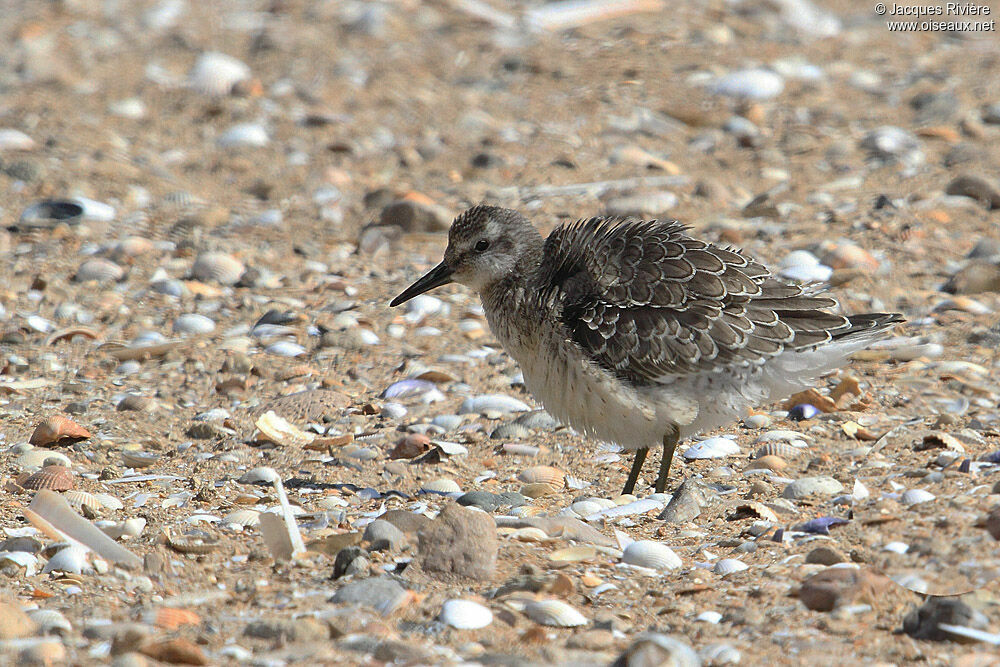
left=117, top=395, right=157, bottom=412
left=621, top=540, right=682, bottom=571
left=901, top=489, right=935, bottom=506
left=187, top=51, right=251, bottom=96
left=42, top=545, right=88, bottom=574
left=517, top=466, right=565, bottom=487
left=753, top=442, right=808, bottom=459
left=146, top=607, right=202, bottom=630
left=63, top=491, right=103, bottom=512
left=29, top=609, right=72, bottom=635
left=191, top=251, right=245, bottom=285
left=16, top=450, right=72, bottom=470
left=523, top=600, right=588, bottom=627
left=93, top=493, right=124, bottom=510
left=744, top=455, right=787, bottom=472
left=421, top=478, right=461, bottom=494
left=713, top=558, right=749, bottom=575
left=165, top=529, right=220, bottom=554
left=491, top=423, right=532, bottom=439
left=21, top=465, right=74, bottom=491
left=519, top=482, right=559, bottom=499
left=121, top=450, right=160, bottom=468
left=29, top=415, right=91, bottom=447
left=74, top=258, right=124, bottom=283
left=110, top=236, right=154, bottom=261
left=508, top=505, right=544, bottom=517
left=439, top=599, right=493, bottom=629
left=223, top=509, right=261, bottom=527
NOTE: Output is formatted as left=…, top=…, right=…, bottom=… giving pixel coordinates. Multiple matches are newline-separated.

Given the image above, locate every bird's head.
left=390, top=205, right=540, bottom=306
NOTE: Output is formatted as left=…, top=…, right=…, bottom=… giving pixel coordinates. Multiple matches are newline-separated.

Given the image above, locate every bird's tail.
left=833, top=313, right=905, bottom=341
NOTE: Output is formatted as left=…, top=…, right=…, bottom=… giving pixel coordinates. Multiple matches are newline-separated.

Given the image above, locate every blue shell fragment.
left=381, top=378, right=437, bottom=399
left=788, top=403, right=820, bottom=421
left=792, top=516, right=849, bottom=535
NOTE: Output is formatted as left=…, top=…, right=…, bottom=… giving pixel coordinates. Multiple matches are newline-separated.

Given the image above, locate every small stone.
left=944, top=262, right=1000, bottom=294
left=805, top=546, right=847, bottom=566
left=604, top=191, right=678, bottom=218
left=330, top=577, right=408, bottom=612
left=710, top=69, right=784, bottom=100
left=417, top=503, right=498, bottom=581
left=612, top=633, right=700, bottom=667
left=782, top=476, right=845, bottom=500
left=139, top=638, right=208, bottom=665
left=332, top=546, right=369, bottom=579
left=363, top=520, right=406, bottom=551
left=19, top=642, right=67, bottom=666
left=798, top=567, right=893, bottom=612
left=379, top=198, right=451, bottom=233
left=567, top=628, right=615, bottom=651
left=244, top=617, right=330, bottom=642
left=657, top=479, right=705, bottom=523
left=945, top=175, right=1000, bottom=209
left=379, top=510, right=431, bottom=535
left=903, top=598, right=987, bottom=641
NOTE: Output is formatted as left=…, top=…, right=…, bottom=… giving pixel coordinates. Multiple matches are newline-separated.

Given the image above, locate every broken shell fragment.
left=254, top=411, right=315, bottom=447
left=523, top=599, right=588, bottom=627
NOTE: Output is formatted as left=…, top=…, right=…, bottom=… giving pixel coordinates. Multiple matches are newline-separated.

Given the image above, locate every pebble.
left=330, top=577, right=409, bottom=613
left=417, top=504, right=498, bottom=580
left=710, top=69, right=785, bottom=100
left=782, top=476, right=845, bottom=499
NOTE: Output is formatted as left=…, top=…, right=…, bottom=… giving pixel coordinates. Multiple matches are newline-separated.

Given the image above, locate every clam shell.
left=187, top=52, right=251, bottom=96
left=622, top=540, right=682, bottom=571
left=110, top=236, right=154, bottom=261
left=422, top=478, right=461, bottom=494
left=524, top=599, right=588, bottom=627
left=121, top=450, right=160, bottom=468
left=254, top=411, right=315, bottom=447
left=63, top=491, right=103, bottom=512
left=744, top=454, right=787, bottom=472
left=508, top=505, right=544, bottom=517
left=0, top=128, right=35, bottom=150
left=0, top=551, right=39, bottom=575
left=16, top=450, right=72, bottom=470
left=519, top=482, right=559, bottom=498
left=570, top=500, right=604, bottom=517
left=146, top=607, right=202, bottom=630
left=683, top=436, right=740, bottom=460
left=518, top=466, right=565, bottom=487
left=439, top=599, right=493, bottom=629
left=217, top=123, right=270, bottom=149
left=713, top=558, right=749, bottom=575
left=459, top=394, right=530, bottom=415
left=265, top=341, right=306, bottom=357
left=21, top=466, right=74, bottom=491
left=29, top=609, right=72, bottom=635
left=491, top=423, right=532, bottom=439
left=191, top=251, right=245, bottom=285
left=165, top=529, right=220, bottom=554
left=74, top=258, right=124, bottom=283
left=901, top=489, right=935, bottom=506
left=93, top=493, right=124, bottom=510
left=172, top=313, right=216, bottom=334
left=549, top=545, right=599, bottom=562
left=29, top=415, right=91, bottom=447
left=42, top=545, right=89, bottom=574
left=223, top=509, right=261, bottom=527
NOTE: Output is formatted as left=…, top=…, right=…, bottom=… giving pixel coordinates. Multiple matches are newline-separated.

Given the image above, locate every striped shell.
left=223, top=509, right=261, bottom=527
left=491, top=423, right=532, bottom=439
left=753, top=442, right=808, bottom=459
left=29, top=415, right=91, bottom=447
left=29, top=609, right=72, bottom=635
left=422, top=478, right=461, bottom=494
left=42, top=546, right=88, bottom=574
left=146, top=607, right=201, bottom=630
left=121, top=450, right=160, bottom=468
left=622, top=540, right=682, bottom=571
left=93, top=493, right=124, bottom=510
left=165, top=530, right=220, bottom=554
left=63, top=491, right=103, bottom=512
left=21, top=465, right=74, bottom=491
left=191, top=251, right=245, bottom=285
left=16, top=450, right=72, bottom=470
left=74, top=258, right=124, bottom=283
left=517, top=466, right=565, bottom=487
left=519, top=482, right=559, bottom=499
left=524, top=600, right=588, bottom=627
left=508, top=505, right=544, bottom=518
left=439, top=599, right=493, bottom=629
left=713, top=558, right=749, bottom=575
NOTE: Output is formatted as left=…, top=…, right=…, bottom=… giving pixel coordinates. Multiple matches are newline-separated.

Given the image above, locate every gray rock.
left=458, top=491, right=504, bottom=512
left=658, top=479, right=705, bottom=523
left=612, top=633, right=700, bottom=667
left=379, top=199, right=451, bottom=233
left=244, top=617, right=329, bottom=642
left=782, top=476, right=845, bottom=500
left=417, top=503, right=498, bottom=581
left=902, top=598, right=988, bottom=641
left=332, top=546, right=369, bottom=579
left=363, top=519, right=406, bottom=551
left=379, top=509, right=431, bottom=535
left=330, top=577, right=408, bottom=613
left=945, top=175, right=1000, bottom=209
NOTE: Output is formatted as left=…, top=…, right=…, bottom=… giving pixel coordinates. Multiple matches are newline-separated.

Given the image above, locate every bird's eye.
left=474, top=239, right=489, bottom=252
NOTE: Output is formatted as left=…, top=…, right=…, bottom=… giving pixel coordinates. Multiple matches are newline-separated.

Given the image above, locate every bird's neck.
left=480, top=234, right=544, bottom=314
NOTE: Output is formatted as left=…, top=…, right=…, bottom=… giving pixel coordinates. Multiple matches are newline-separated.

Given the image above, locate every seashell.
left=111, top=236, right=154, bottom=261
left=25, top=491, right=141, bottom=568
left=744, top=454, right=787, bottom=472
left=19, top=200, right=84, bottom=229
left=421, top=478, right=461, bottom=494
left=621, top=540, right=682, bottom=571
left=570, top=500, right=604, bottom=517
left=217, top=123, right=269, bottom=149
left=187, top=51, right=251, bottom=96
left=586, top=498, right=664, bottom=522
left=518, top=466, right=565, bottom=487
left=254, top=411, right=315, bottom=447
left=519, top=482, right=560, bottom=499
left=0, top=128, right=35, bottom=151
left=223, top=509, right=261, bottom=528
left=99, top=518, right=147, bottom=540
left=173, top=313, right=216, bottom=335
left=151, top=279, right=188, bottom=297
left=713, top=558, right=749, bottom=575
left=165, top=529, right=220, bottom=554
left=788, top=403, right=820, bottom=420
left=73, top=197, right=115, bottom=221
left=793, top=516, right=849, bottom=534
left=381, top=378, right=438, bottom=400
left=29, top=415, right=91, bottom=447
left=460, top=394, right=531, bottom=415
left=74, top=258, right=124, bottom=283
left=29, top=609, right=72, bottom=635
left=191, top=252, right=245, bottom=285
left=901, top=489, right=935, bottom=506
left=439, top=599, right=493, bottom=629
left=63, top=491, right=102, bottom=512
left=491, top=423, right=532, bottom=439
left=549, top=545, right=599, bottom=562
left=696, top=611, right=723, bottom=624
left=683, top=436, right=740, bottom=460
left=508, top=505, right=544, bottom=517
left=524, top=599, right=588, bottom=627
left=884, top=541, right=909, bottom=554
left=701, top=644, right=742, bottom=665
left=93, top=493, right=124, bottom=510
left=21, top=465, right=74, bottom=491
left=42, top=546, right=89, bottom=574
left=117, top=395, right=157, bottom=412
left=502, top=443, right=541, bottom=456
left=753, top=442, right=807, bottom=459
left=122, top=450, right=159, bottom=469
left=239, top=467, right=281, bottom=485
left=781, top=476, right=844, bottom=499
left=265, top=341, right=307, bottom=357
left=508, top=527, right=550, bottom=542
left=0, top=551, right=39, bottom=575
left=16, top=450, right=72, bottom=470
left=145, top=607, right=202, bottom=630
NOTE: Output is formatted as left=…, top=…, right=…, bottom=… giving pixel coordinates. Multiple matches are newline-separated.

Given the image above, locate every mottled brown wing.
left=538, top=217, right=851, bottom=384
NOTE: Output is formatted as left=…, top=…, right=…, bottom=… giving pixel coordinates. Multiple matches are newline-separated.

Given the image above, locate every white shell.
left=422, top=478, right=461, bottom=494
left=523, top=599, right=588, bottom=627
left=460, top=394, right=530, bottom=415
left=683, top=436, right=740, bottom=460
left=217, top=123, right=269, bottom=149
left=884, top=541, right=909, bottom=554
left=265, top=341, right=306, bottom=357
left=188, top=52, right=250, bottom=96
left=901, top=489, right=935, bottom=505
left=239, top=467, right=281, bottom=484
left=223, top=509, right=261, bottom=528
left=42, top=546, right=89, bottom=574
left=586, top=498, right=664, bottom=522
left=570, top=500, right=604, bottom=517
left=74, top=258, right=124, bottom=283
left=63, top=491, right=103, bottom=512
left=713, top=558, right=749, bottom=575
left=439, top=599, right=493, bottom=629
left=29, top=609, right=72, bottom=634
left=0, top=551, right=39, bottom=576
left=191, top=252, right=245, bottom=285
left=173, top=313, right=216, bottom=335
left=622, top=540, right=682, bottom=571
left=0, top=128, right=35, bottom=150
left=93, top=493, right=124, bottom=510
left=16, top=450, right=71, bottom=470
left=255, top=411, right=314, bottom=447
left=696, top=611, right=723, bottom=624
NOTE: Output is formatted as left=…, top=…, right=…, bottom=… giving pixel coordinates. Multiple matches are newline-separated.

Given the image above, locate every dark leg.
left=654, top=427, right=679, bottom=494
left=621, top=447, right=648, bottom=496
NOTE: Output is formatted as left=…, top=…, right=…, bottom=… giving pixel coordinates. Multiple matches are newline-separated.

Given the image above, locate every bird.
left=390, top=205, right=902, bottom=496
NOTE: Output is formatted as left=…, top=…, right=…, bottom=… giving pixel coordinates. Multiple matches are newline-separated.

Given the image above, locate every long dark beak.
left=390, top=262, right=454, bottom=306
